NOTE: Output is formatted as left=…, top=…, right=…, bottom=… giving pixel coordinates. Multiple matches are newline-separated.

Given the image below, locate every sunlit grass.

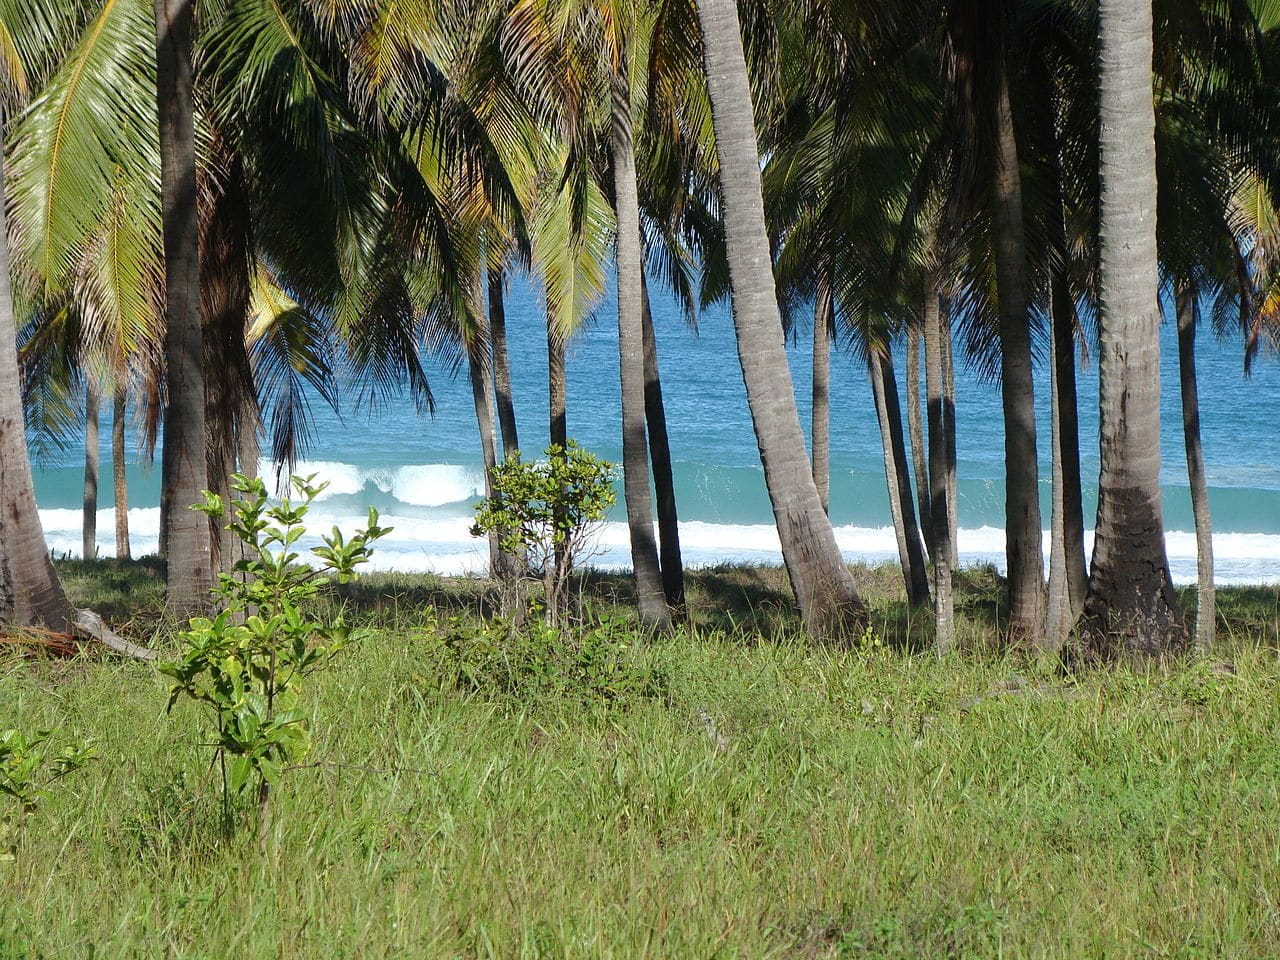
left=1, top=564, right=1277, bottom=958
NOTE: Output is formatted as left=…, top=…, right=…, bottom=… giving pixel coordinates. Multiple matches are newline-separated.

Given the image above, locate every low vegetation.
left=1, top=559, right=1276, bottom=958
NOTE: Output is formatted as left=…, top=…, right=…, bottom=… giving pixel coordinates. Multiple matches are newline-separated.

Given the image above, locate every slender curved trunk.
left=612, top=89, right=670, bottom=627
left=112, top=385, right=131, bottom=561
left=642, top=273, right=685, bottom=608
left=1046, top=270, right=1087, bottom=649
left=0, top=160, right=72, bottom=632
left=1084, top=0, right=1182, bottom=652
left=155, top=0, right=211, bottom=614
left=924, top=277, right=955, bottom=653
left=941, top=310, right=958, bottom=566
left=869, top=349, right=931, bottom=605
left=696, top=0, right=865, bottom=638
left=83, top=382, right=100, bottom=560
left=467, top=328, right=503, bottom=578
left=489, top=267, right=520, bottom=460
left=906, top=324, right=933, bottom=561
left=547, top=316, right=566, bottom=449
left=993, top=74, right=1044, bottom=641
left=812, top=278, right=831, bottom=514
left=1176, top=283, right=1214, bottom=651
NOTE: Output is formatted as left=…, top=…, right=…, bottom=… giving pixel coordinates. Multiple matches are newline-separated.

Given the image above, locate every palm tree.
left=1083, top=0, right=1181, bottom=653
left=695, top=0, right=865, bottom=638
left=154, top=0, right=211, bottom=614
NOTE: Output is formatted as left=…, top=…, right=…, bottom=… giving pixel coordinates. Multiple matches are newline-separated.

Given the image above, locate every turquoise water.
left=32, top=273, right=1280, bottom=583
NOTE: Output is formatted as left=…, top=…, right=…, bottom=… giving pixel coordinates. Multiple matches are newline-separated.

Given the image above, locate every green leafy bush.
left=0, top=728, right=94, bottom=860
left=471, top=441, right=615, bottom=623
left=426, top=611, right=666, bottom=705
left=160, top=474, right=390, bottom=824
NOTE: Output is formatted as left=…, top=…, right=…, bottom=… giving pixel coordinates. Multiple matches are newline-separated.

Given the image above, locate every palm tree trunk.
left=696, top=0, right=865, bottom=638
left=0, top=158, right=72, bottom=632
left=112, top=385, right=131, bottom=561
left=941, top=309, right=959, bottom=566
left=1084, top=0, right=1182, bottom=653
left=642, top=273, right=685, bottom=608
left=906, top=324, right=933, bottom=561
left=612, top=90, right=670, bottom=627
left=1176, top=282, right=1214, bottom=652
left=992, top=73, right=1045, bottom=641
left=1046, top=270, right=1087, bottom=649
left=155, top=0, right=212, bottom=615
left=869, top=349, right=931, bottom=606
left=812, top=277, right=832, bottom=514
left=489, top=266, right=520, bottom=460
left=467, top=330, right=503, bottom=578
left=924, top=277, right=955, bottom=653
left=83, top=382, right=100, bottom=561
left=547, top=315, right=567, bottom=450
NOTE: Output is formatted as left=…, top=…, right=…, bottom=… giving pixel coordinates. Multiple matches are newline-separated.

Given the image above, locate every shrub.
left=160, top=474, right=390, bottom=833
left=0, top=728, right=93, bottom=860
left=471, top=441, right=615, bottom=623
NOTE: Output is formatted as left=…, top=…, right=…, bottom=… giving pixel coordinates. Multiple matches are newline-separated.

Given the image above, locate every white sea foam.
left=259, top=460, right=482, bottom=507
left=36, top=506, right=1280, bottom=585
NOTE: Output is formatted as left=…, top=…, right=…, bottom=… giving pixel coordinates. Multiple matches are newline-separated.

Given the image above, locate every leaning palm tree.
left=1082, top=0, right=1181, bottom=653
left=695, top=0, right=865, bottom=638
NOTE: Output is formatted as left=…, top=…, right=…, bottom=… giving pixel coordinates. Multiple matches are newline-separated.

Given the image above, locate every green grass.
left=1, top=563, right=1278, bottom=958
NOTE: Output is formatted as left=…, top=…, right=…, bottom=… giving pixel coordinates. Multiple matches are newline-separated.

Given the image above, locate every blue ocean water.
left=31, top=272, right=1280, bottom=584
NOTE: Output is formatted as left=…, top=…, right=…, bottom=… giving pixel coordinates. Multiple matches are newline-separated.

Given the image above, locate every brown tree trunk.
left=0, top=157, right=72, bottom=631
left=467, top=325, right=503, bottom=578
left=642, top=273, right=685, bottom=608
left=489, top=266, right=520, bottom=460
left=812, top=277, right=832, bottom=514
left=1176, top=283, right=1214, bottom=652
left=696, top=0, right=866, bottom=638
left=612, top=88, right=670, bottom=627
left=547, top=316, right=567, bottom=450
left=1084, top=0, right=1182, bottom=653
left=924, top=276, right=955, bottom=653
left=992, top=73, right=1045, bottom=641
left=869, top=349, right=931, bottom=606
left=941, top=308, right=959, bottom=566
left=112, top=385, right=131, bottom=560
left=155, top=0, right=212, bottom=614
left=83, top=382, right=100, bottom=560
left=906, top=323, right=933, bottom=561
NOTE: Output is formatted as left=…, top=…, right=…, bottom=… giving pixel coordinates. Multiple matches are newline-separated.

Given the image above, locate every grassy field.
left=2, top=560, right=1279, bottom=958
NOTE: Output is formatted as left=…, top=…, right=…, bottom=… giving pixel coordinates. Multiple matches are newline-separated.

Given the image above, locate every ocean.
left=30, top=272, right=1280, bottom=585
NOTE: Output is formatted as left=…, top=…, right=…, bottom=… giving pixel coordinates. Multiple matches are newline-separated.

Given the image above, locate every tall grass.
left=1, top=564, right=1277, bottom=958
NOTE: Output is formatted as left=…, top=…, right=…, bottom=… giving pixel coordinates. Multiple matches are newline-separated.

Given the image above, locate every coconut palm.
left=695, top=0, right=866, bottom=638
left=1083, top=0, right=1181, bottom=653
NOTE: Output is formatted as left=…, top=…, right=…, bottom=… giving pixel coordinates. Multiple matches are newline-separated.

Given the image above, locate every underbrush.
left=0, top=565, right=1277, bottom=957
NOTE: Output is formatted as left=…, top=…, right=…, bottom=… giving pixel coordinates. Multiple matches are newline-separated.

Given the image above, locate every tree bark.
left=992, top=73, right=1045, bottom=641
left=696, top=0, right=865, bottom=639
left=941, top=308, right=959, bottom=566
left=642, top=273, right=685, bottom=608
left=869, top=349, right=931, bottom=605
left=1176, top=282, right=1214, bottom=652
left=906, top=323, right=933, bottom=561
left=1084, top=0, right=1182, bottom=653
left=489, top=266, right=520, bottom=460
left=467, top=322, right=504, bottom=579
left=0, top=157, right=73, bottom=632
left=1046, top=270, right=1087, bottom=649
left=112, top=385, right=131, bottom=561
left=155, top=0, right=212, bottom=615
left=924, top=275, right=956, bottom=653
left=612, top=87, right=670, bottom=627
left=83, top=382, right=100, bottom=560
left=547, top=315, right=566, bottom=450
left=812, top=277, right=832, bottom=514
